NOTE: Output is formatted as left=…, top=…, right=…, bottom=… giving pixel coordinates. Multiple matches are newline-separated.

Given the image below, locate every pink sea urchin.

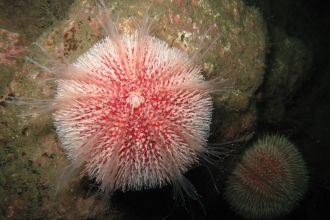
left=224, top=134, right=309, bottom=219
left=22, top=0, right=226, bottom=209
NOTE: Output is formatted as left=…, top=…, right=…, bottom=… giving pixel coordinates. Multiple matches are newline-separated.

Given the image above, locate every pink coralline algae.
left=0, top=28, right=25, bottom=65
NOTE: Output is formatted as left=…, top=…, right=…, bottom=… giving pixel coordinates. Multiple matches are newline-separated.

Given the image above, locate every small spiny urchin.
left=224, top=134, right=309, bottom=219
left=20, top=0, right=228, bottom=209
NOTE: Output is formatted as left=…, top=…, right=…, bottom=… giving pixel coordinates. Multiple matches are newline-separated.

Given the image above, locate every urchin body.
left=224, top=134, right=308, bottom=219
left=55, top=33, right=213, bottom=194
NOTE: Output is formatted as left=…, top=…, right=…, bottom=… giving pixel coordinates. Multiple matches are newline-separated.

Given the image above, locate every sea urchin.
left=21, top=0, right=226, bottom=209
left=224, top=134, right=309, bottom=219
